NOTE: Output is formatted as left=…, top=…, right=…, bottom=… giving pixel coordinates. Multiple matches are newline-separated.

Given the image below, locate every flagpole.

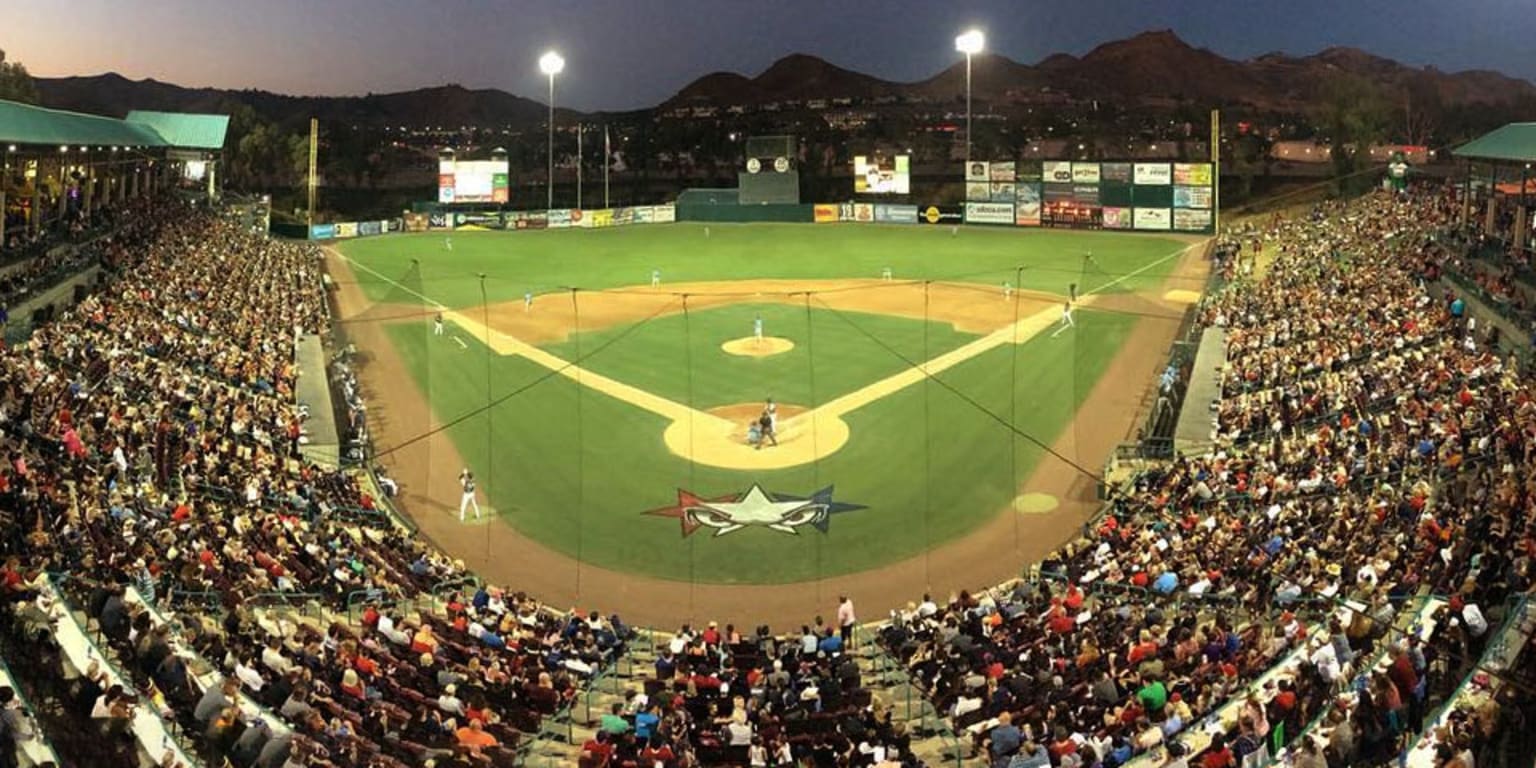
left=576, top=123, right=583, bottom=210
left=604, top=125, right=611, bottom=209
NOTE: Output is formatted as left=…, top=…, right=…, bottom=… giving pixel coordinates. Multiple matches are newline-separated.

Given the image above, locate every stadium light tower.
left=539, top=50, right=566, bottom=209
left=955, top=29, right=985, bottom=169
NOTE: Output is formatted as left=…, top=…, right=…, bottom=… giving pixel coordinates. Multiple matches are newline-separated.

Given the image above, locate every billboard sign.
left=548, top=209, right=573, bottom=228
left=654, top=204, right=677, bottom=223
left=814, top=204, right=839, bottom=223
left=1173, top=208, right=1214, bottom=231
left=990, top=182, right=1016, bottom=202
left=1173, top=163, right=1213, bottom=186
left=1043, top=161, right=1074, bottom=183
left=853, top=203, right=875, bottom=222
left=964, top=202, right=1015, bottom=225
left=965, top=181, right=991, bottom=201
left=334, top=222, right=358, bottom=238
left=854, top=154, right=911, bottom=194
left=1102, top=207, right=1132, bottom=230
left=1015, top=183, right=1042, bottom=226
left=1134, top=163, right=1172, bottom=185
left=1071, top=163, right=1101, bottom=184
left=1173, top=186, right=1213, bottom=209
left=965, top=161, right=990, bottom=182
left=919, top=205, right=963, bottom=225
left=404, top=212, right=430, bottom=232
left=1133, top=207, right=1172, bottom=230
left=1101, top=163, right=1133, bottom=183
left=989, top=162, right=1016, bottom=181
left=309, top=223, right=335, bottom=240
left=874, top=204, right=918, bottom=223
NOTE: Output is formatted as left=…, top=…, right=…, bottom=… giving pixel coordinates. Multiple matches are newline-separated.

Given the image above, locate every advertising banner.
left=1102, top=207, right=1132, bottom=229
left=613, top=207, right=636, bottom=226
left=428, top=213, right=451, bottom=230
left=1015, top=161, right=1043, bottom=183
left=653, top=204, right=677, bottom=223
left=548, top=209, right=573, bottom=228
left=965, top=181, right=991, bottom=201
left=1134, top=163, right=1172, bottom=185
left=1071, top=163, right=1101, bottom=184
left=386, top=218, right=402, bottom=233
left=989, top=161, right=1016, bottom=182
left=1173, top=163, right=1214, bottom=186
left=438, top=174, right=455, bottom=203
left=813, top=204, right=839, bottom=223
left=634, top=205, right=656, bottom=223
left=965, top=161, right=990, bottom=182
left=990, top=182, right=1016, bottom=202
left=1043, top=161, right=1074, bottom=183
left=517, top=212, right=548, bottom=230
left=1101, top=162, right=1133, bottom=184
left=1044, top=183, right=1074, bottom=203
left=853, top=203, right=875, bottom=222
left=854, top=154, right=911, bottom=194
left=309, top=223, right=335, bottom=240
left=1133, top=207, right=1172, bottom=231
left=570, top=209, right=586, bottom=227
left=590, top=209, right=614, bottom=228
left=1072, top=185, right=1101, bottom=205
left=1173, top=208, right=1214, bottom=232
left=404, top=212, right=430, bottom=232
left=874, top=204, right=918, bottom=223
left=1015, top=183, right=1042, bottom=226
left=918, top=205, right=963, bottom=225
left=334, top=222, right=358, bottom=238
left=838, top=203, right=855, bottom=222
left=964, top=202, right=1015, bottom=225
left=357, top=220, right=383, bottom=236
left=1173, top=186, right=1214, bottom=209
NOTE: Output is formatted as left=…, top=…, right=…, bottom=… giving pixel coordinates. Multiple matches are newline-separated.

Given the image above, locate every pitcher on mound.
left=458, top=469, right=481, bottom=520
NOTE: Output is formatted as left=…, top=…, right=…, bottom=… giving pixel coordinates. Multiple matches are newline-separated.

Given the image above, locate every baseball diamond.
left=331, top=222, right=1207, bottom=622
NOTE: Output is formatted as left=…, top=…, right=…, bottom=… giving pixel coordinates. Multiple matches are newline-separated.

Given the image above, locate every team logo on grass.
left=644, top=484, right=865, bottom=537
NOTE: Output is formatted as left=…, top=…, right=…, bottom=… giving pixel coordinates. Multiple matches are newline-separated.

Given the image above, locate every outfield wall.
left=306, top=204, right=679, bottom=240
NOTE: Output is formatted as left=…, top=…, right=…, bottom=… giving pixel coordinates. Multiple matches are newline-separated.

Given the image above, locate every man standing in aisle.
left=837, top=596, right=856, bottom=648
left=458, top=469, right=480, bottom=521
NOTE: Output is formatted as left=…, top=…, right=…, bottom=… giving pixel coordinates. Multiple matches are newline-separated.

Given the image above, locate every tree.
left=1401, top=79, right=1443, bottom=148
left=0, top=48, right=41, bottom=105
left=1321, top=74, right=1390, bottom=195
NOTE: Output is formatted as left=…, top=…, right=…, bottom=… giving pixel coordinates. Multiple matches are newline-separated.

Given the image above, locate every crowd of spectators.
left=0, top=201, right=623, bottom=767
left=878, top=187, right=1534, bottom=768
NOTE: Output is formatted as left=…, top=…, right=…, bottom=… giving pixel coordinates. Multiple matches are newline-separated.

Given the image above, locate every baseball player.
left=434, top=313, right=445, bottom=336
left=756, top=409, right=778, bottom=449
left=651, top=269, right=661, bottom=287
left=765, top=397, right=779, bottom=437
left=444, top=237, right=453, bottom=251
left=458, top=469, right=480, bottom=520
left=881, top=266, right=893, bottom=281
left=1051, top=300, right=1076, bottom=338
left=754, top=315, right=764, bottom=342
left=1002, top=281, right=1013, bottom=300
left=524, top=292, right=534, bottom=312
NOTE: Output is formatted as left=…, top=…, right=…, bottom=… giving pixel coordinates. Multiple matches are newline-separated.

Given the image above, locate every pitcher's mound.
left=722, top=336, right=794, bottom=357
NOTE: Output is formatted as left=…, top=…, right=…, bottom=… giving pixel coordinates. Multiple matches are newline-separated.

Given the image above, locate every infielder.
left=1002, top=281, right=1013, bottom=300
left=434, top=313, right=445, bottom=336
left=524, top=292, right=534, bottom=312
left=458, top=469, right=480, bottom=520
left=1051, top=300, right=1076, bottom=338
left=754, top=315, right=764, bottom=342
left=881, top=266, right=893, bottom=281
left=651, top=269, right=661, bottom=287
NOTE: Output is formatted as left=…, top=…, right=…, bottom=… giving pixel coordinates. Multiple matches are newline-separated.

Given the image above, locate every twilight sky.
left=3, top=0, right=1534, bottom=111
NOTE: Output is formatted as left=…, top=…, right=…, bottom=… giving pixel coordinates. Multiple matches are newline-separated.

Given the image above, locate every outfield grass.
left=385, top=305, right=1134, bottom=583
left=341, top=223, right=1185, bottom=308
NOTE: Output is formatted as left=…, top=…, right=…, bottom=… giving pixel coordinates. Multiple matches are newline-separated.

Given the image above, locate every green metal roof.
left=0, top=99, right=167, bottom=148
left=1452, top=122, right=1536, bottom=164
left=125, top=110, right=229, bottom=150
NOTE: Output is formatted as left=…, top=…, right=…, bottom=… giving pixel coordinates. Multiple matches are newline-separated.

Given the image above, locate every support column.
left=84, top=159, right=95, bottom=218
left=1515, top=205, right=1529, bottom=253
left=1485, top=195, right=1497, bottom=237
left=30, top=161, right=43, bottom=236
left=56, top=159, right=68, bottom=222
left=130, top=166, right=140, bottom=199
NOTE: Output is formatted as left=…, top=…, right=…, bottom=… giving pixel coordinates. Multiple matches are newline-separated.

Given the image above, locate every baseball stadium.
left=3, top=13, right=1536, bottom=768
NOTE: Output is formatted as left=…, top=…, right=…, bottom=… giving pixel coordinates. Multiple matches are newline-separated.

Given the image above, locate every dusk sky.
left=4, top=0, right=1534, bottom=111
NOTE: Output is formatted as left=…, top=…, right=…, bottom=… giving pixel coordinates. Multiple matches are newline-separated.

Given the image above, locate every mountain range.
left=32, top=30, right=1536, bottom=129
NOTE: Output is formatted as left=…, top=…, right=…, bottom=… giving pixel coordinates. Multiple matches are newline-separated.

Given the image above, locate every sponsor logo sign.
left=920, top=205, right=962, bottom=225
left=1173, top=163, right=1213, bottom=186
left=428, top=213, right=451, bottom=230
left=1102, top=206, right=1132, bottom=229
left=1044, top=161, right=1074, bottom=183
left=989, top=161, right=1016, bottom=182
left=965, top=181, right=992, bottom=201
left=653, top=204, right=677, bottom=223
left=813, top=204, right=839, bottom=223
left=990, top=182, right=1016, bottom=203
left=309, top=223, right=335, bottom=240
left=590, top=209, right=614, bottom=228
left=1134, top=163, right=1172, bottom=185
left=1133, top=207, right=1172, bottom=231
left=645, top=484, right=866, bottom=537
left=853, top=203, right=874, bottom=222
left=964, top=202, right=1015, bottom=225
left=1173, top=186, right=1213, bottom=209
left=403, top=212, right=430, bottom=232
left=334, top=222, right=358, bottom=238
left=874, top=204, right=917, bottom=223
left=1015, top=183, right=1042, bottom=226
left=357, top=220, right=383, bottom=236
left=633, top=206, right=656, bottom=223
left=965, top=161, right=990, bottom=182
left=1071, top=163, right=1101, bottom=184
left=548, top=209, right=572, bottom=229
left=1101, top=162, right=1133, bottom=184
left=1173, top=208, right=1213, bottom=232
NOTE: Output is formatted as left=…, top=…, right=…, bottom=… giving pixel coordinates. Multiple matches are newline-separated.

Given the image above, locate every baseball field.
left=328, top=222, right=1206, bottom=626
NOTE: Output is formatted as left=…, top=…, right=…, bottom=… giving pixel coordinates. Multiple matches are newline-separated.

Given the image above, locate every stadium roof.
left=125, top=110, right=230, bottom=150
left=0, top=99, right=167, bottom=148
left=1452, top=122, right=1536, bottom=164
left=0, top=99, right=229, bottom=151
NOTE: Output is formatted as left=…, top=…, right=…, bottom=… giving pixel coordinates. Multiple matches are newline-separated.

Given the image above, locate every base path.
left=445, top=291, right=1074, bottom=470
left=326, top=239, right=1208, bottom=628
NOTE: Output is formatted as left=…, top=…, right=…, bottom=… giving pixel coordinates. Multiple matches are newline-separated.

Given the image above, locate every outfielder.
left=754, top=315, right=764, bottom=342
left=524, top=292, right=534, bottom=312
left=434, top=313, right=445, bottom=336
left=1002, top=281, right=1013, bottom=300
left=881, top=266, right=893, bottom=281
left=651, top=269, right=661, bottom=287
left=444, top=237, right=453, bottom=251
left=458, top=469, right=480, bottom=520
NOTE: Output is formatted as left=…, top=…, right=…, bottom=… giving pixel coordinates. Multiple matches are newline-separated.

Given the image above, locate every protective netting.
left=339, top=249, right=1193, bottom=627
